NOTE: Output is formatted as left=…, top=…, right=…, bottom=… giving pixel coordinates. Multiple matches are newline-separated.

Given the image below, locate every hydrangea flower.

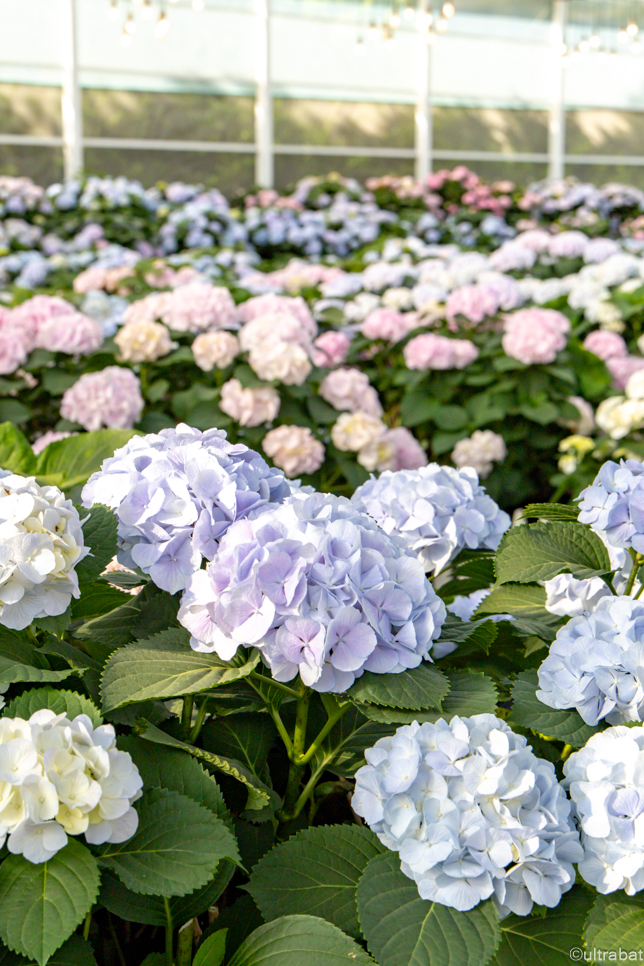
left=352, top=465, right=510, bottom=575
left=0, top=472, right=89, bottom=630
left=82, top=425, right=292, bottom=594
left=177, top=491, right=446, bottom=692
left=564, top=726, right=644, bottom=895
left=543, top=573, right=612, bottom=618
left=352, top=715, right=582, bottom=915
left=0, top=710, right=142, bottom=863
left=537, top=595, right=644, bottom=725
left=577, top=459, right=644, bottom=552
left=60, top=367, right=144, bottom=431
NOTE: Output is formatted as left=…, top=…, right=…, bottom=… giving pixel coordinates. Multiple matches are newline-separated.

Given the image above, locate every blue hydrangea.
left=352, top=715, right=582, bottom=915
left=351, top=465, right=510, bottom=575
left=577, top=459, right=644, bottom=552
left=81, top=425, right=292, bottom=594
left=177, top=491, right=446, bottom=692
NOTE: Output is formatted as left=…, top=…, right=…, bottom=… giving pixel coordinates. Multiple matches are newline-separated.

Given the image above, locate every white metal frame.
left=414, top=0, right=433, bottom=179
left=548, top=0, right=567, bottom=179
left=59, top=0, right=83, bottom=178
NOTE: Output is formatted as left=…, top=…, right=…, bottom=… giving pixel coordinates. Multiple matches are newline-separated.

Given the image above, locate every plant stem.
left=625, top=551, right=643, bottom=596
left=248, top=671, right=299, bottom=699
left=82, top=909, right=92, bottom=942
left=181, top=695, right=194, bottom=736
left=189, top=698, right=209, bottom=744
left=163, top=896, right=174, bottom=966
left=278, top=681, right=311, bottom=820
left=108, top=914, right=127, bottom=966
left=298, top=703, right=350, bottom=767
left=293, top=760, right=330, bottom=818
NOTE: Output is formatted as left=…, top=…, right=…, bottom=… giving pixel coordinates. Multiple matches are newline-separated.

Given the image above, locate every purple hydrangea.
left=577, top=459, right=644, bottom=553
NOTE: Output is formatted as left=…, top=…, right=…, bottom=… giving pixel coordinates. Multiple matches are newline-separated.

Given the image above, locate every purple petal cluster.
left=177, top=491, right=446, bottom=692
left=81, top=425, right=292, bottom=594
left=577, top=459, right=644, bottom=553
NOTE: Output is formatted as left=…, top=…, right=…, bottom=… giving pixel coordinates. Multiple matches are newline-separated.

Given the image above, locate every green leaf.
left=360, top=672, right=498, bottom=724
left=488, top=886, right=593, bottom=966
left=99, top=789, right=239, bottom=897
left=495, top=522, right=612, bottom=583
left=71, top=584, right=130, bottom=621
left=247, top=825, right=385, bottom=940
left=509, top=671, right=599, bottom=747
left=400, top=394, right=439, bottom=428
left=437, top=617, right=499, bottom=652
left=0, top=637, right=76, bottom=686
left=138, top=722, right=276, bottom=813
left=0, top=423, right=37, bottom=475
left=100, top=570, right=146, bottom=590
left=3, top=688, right=102, bottom=728
left=356, top=851, right=500, bottom=966
left=74, top=595, right=143, bottom=647
left=0, top=840, right=100, bottom=966
left=101, top=630, right=261, bottom=710
left=518, top=401, right=559, bottom=424
left=227, top=916, right=376, bottom=966
left=348, top=664, right=449, bottom=711
left=34, top=429, right=138, bottom=491
left=521, top=504, right=579, bottom=522
left=583, top=892, right=644, bottom=953
left=75, top=506, right=117, bottom=583
left=200, top=713, right=278, bottom=784
left=474, top=584, right=547, bottom=617
left=432, top=405, right=469, bottom=431
left=193, top=931, right=227, bottom=966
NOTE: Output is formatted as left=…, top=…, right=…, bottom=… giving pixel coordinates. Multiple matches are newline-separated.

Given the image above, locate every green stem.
left=278, top=682, right=311, bottom=820
left=625, top=551, right=643, bottom=596
left=298, top=703, right=350, bottom=767
left=635, top=571, right=644, bottom=599
left=189, top=698, right=209, bottom=745
left=82, top=909, right=92, bottom=942
left=292, top=759, right=330, bottom=818
left=163, top=896, right=174, bottom=966
left=181, top=695, right=194, bottom=736
left=267, top=704, right=293, bottom=758
left=549, top=480, right=570, bottom=504
left=248, top=671, right=300, bottom=699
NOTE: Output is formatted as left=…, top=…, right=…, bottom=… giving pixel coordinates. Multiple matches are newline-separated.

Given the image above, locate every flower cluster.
left=0, top=710, right=142, bottom=864
left=451, top=430, right=507, bottom=478
left=60, top=367, right=144, bottom=431
left=403, top=334, right=479, bottom=372
left=577, top=459, right=644, bottom=552
left=501, top=309, right=570, bottom=366
left=261, top=425, right=325, bottom=477
left=564, top=726, right=644, bottom=895
left=123, top=283, right=238, bottom=333
left=0, top=473, right=88, bottom=630
left=537, top=595, right=644, bottom=725
left=352, top=715, right=582, bottom=915
left=178, top=491, right=446, bottom=692
left=352, top=465, right=510, bottom=575
left=82, top=425, right=292, bottom=594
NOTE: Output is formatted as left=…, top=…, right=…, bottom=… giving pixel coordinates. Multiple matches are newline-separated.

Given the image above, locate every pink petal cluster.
left=37, top=312, right=104, bottom=355
left=239, top=311, right=317, bottom=354
left=60, top=367, right=144, bottom=431
left=361, top=308, right=419, bottom=343
left=143, top=262, right=201, bottom=289
left=319, top=367, right=383, bottom=418
left=360, top=426, right=428, bottom=473
left=237, top=294, right=316, bottom=335
left=219, top=378, right=281, bottom=427
left=502, top=308, right=570, bottom=366
left=312, top=330, right=351, bottom=367
left=606, top=355, right=644, bottom=391
left=445, top=284, right=501, bottom=329
left=403, top=333, right=479, bottom=371
left=73, top=265, right=134, bottom=294
left=514, top=228, right=552, bottom=253
left=9, top=295, right=76, bottom=351
left=31, top=430, right=76, bottom=455
left=123, top=284, right=238, bottom=333
left=548, top=231, right=589, bottom=259
left=0, top=323, right=28, bottom=374
left=260, top=260, right=344, bottom=292
left=261, top=424, right=325, bottom=477
left=583, top=330, right=628, bottom=361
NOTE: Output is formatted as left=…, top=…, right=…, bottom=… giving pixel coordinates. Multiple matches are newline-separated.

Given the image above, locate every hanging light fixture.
left=192, top=0, right=205, bottom=10
left=426, top=26, right=436, bottom=44
left=436, top=15, right=448, bottom=31
left=141, top=0, right=153, bottom=19
left=120, top=26, right=133, bottom=45
left=155, top=8, right=170, bottom=37
left=442, top=2, right=455, bottom=17
left=131, top=0, right=142, bottom=6
left=633, top=39, right=643, bottom=52
left=382, top=24, right=395, bottom=44
left=403, top=2, right=415, bottom=20
left=124, top=10, right=136, bottom=33
left=589, top=33, right=601, bottom=47
left=367, top=21, right=378, bottom=39
left=578, top=38, right=590, bottom=52
left=389, top=5, right=401, bottom=28
left=107, top=0, right=118, bottom=20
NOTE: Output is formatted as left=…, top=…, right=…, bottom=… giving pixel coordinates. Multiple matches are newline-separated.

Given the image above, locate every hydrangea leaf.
left=495, top=522, right=612, bottom=583
left=356, top=851, right=501, bottom=966
left=583, top=893, right=644, bottom=952
left=0, top=839, right=100, bottom=966
left=487, top=886, right=593, bottom=966
left=509, top=671, right=600, bottom=747
left=200, top=713, right=278, bottom=784
left=226, top=916, right=376, bottom=966
left=100, top=629, right=261, bottom=710
left=521, top=504, right=579, bottom=522
left=75, top=505, right=118, bottom=583
left=75, top=596, right=143, bottom=647
left=4, top=688, right=102, bottom=728
left=474, top=584, right=547, bottom=617
left=34, top=429, right=139, bottom=491
left=0, top=637, right=77, bottom=686
left=348, top=663, right=449, bottom=711
left=356, top=671, right=498, bottom=724
left=437, top=617, right=499, bottom=651
left=247, top=825, right=385, bottom=939
left=0, top=422, right=37, bottom=476
left=98, top=789, right=240, bottom=898
left=192, top=930, right=227, bottom=966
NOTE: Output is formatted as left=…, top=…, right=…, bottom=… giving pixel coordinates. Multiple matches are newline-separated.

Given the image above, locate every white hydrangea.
left=451, top=430, right=507, bottom=479
left=352, top=465, right=510, bottom=575
left=0, top=473, right=89, bottom=630
left=352, top=715, right=582, bottom=915
left=543, top=573, right=612, bottom=618
left=564, top=725, right=644, bottom=895
left=0, top=710, right=142, bottom=863
left=537, top=595, right=644, bottom=726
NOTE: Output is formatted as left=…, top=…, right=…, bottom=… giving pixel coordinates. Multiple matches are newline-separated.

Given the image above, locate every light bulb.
left=426, top=27, right=436, bottom=44
left=120, top=29, right=132, bottom=45
left=141, top=0, right=153, bottom=19
left=354, top=37, right=365, bottom=55
left=389, top=9, right=401, bottom=28
left=403, top=2, right=415, bottom=20
left=589, top=34, right=600, bottom=48
left=192, top=0, right=205, bottom=10
left=124, top=12, right=136, bottom=33
left=559, top=43, right=567, bottom=56
left=632, top=40, right=642, bottom=53
left=436, top=16, right=448, bottom=32
left=155, top=11, right=169, bottom=37
left=628, top=21, right=639, bottom=36
left=383, top=25, right=394, bottom=44
left=132, top=0, right=142, bottom=6
left=107, top=0, right=118, bottom=21
left=618, top=28, right=629, bottom=42
left=442, top=2, right=455, bottom=16
left=367, top=21, right=378, bottom=39
left=578, top=39, right=590, bottom=52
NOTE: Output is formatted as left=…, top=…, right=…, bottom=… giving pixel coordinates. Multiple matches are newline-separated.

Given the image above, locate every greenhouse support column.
left=415, top=0, right=433, bottom=180
left=548, top=0, right=566, bottom=180
left=255, top=0, right=274, bottom=188
left=59, top=0, right=83, bottom=179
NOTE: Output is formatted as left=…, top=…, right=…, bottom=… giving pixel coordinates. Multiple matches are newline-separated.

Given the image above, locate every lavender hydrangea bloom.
left=177, top=491, right=446, bottom=692
left=537, top=595, right=644, bottom=725
left=564, top=725, right=644, bottom=895
left=577, top=459, right=644, bottom=552
left=352, top=715, right=582, bottom=915
left=81, top=424, right=292, bottom=594
left=351, top=465, right=510, bottom=575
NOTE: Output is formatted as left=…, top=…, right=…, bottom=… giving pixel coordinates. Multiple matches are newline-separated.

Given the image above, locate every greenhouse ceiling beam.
left=255, top=0, right=274, bottom=187
left=415, top=0, right=433, bottom=180
left=59, top=0, right=83, bottom=179
left=548, top=0, right=566, bottom=180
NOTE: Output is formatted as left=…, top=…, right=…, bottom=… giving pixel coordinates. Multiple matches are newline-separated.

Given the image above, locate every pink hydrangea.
left=72, top=265, right=134, bottom=294
left=36, top=312, right=104, bottom=355
left=403, top=333, right=479, bottom=370
left=548, top=231, right=589, bottom=259
left=312, top=331, right=351, bottom=367
left=260, top=260, right=344, bottom=292
left=9, top=295, right=76, bottom=351
left=502, top=308, right=570, bottom=365
left=219, top=378, right=280, bottom=427
left=583, top=330, right=628, bottom=361
left=261, top=424, right=325, bottom=477
left=606, top=355, right=644, bottom=391
left=122, top=292, right=172, bottom=326
left=239, top=311, right=316, bottom=354
left=361, top=308, right=418, bottom=343
left=31, top=430, right=76, bottom=455
left=319, top=367, right=383, bottom=417
left=60, top=367, right=144, bottom=431
left=445, top=284, right=500, bottom=329
left=143, top=263, right=201, bottom=289
left=237, top=294, right=316, bottom=337
left=0, top=324, right=28, bottom=374
left=380, top=427, right=428, bottom=471
left=160, top=283, right=238, bottom=332
left=514, top=229, right=552, bottom=253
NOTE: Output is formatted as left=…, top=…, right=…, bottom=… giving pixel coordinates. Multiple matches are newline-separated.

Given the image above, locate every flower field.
left=2, top=167, right=644, bottom=966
